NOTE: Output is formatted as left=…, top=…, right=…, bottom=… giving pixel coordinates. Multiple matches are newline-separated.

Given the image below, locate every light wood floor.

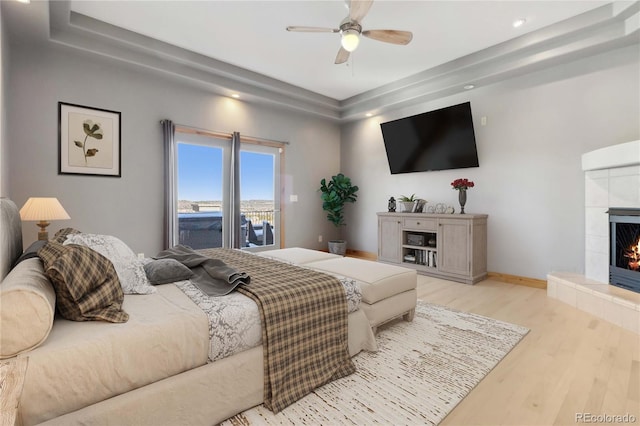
left=415, top=275, right=640, bottom=426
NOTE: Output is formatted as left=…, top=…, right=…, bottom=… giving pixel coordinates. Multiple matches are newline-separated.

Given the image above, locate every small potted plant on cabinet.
left=319, top=173, right=359, bottom=255
left=399, top=194, right=426, bottom=212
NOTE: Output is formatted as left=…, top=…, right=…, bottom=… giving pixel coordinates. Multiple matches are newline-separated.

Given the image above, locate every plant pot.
left=400, top=202, right=415, bottom=212
left=328, top=240, right=347, bottom=256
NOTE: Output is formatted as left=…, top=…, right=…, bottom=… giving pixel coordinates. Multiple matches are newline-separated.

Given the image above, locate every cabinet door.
left=438, top=219, right=470, bottom=276
left=378, top=216, right=402, bottom=263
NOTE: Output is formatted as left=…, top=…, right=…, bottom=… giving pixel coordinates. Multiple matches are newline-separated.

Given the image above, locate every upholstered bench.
left=258, top=248, right=417, bottom=333
left=257, top=247, right=342, bottom=265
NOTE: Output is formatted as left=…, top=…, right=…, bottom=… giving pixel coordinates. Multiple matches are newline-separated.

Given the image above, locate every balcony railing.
left=242, top=210, right=275, bottom=225
left=177, top=210, right=275, bottom=249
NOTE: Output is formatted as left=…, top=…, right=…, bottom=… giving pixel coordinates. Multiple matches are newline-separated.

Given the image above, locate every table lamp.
left=19, top=197, right=71, bottom=241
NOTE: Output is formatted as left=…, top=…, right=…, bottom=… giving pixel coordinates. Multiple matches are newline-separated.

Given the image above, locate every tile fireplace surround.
left=547, top=140, right=640, bottom=335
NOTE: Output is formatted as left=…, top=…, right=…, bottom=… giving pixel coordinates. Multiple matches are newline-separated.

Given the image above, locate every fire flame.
left=625, top=238, right=640, bottom=271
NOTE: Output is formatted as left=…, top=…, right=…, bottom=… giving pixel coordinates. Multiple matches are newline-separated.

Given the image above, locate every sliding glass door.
left=176, top=133, right=230, bottom=249
left=240, top=145, right=280, bottom=250
left=174, top=131, right=281, bottom=250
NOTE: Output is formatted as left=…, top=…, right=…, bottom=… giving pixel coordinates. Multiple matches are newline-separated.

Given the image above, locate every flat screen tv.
left=380, top=101, right=479, bottom=174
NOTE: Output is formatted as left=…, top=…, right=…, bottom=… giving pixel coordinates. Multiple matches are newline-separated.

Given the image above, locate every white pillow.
left=64, top=233, right=156, bottom=295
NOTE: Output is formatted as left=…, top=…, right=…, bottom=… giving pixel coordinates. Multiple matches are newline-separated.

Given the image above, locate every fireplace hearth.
left=548, top=141, right=640, bottom=336
left=609, top=208, right=640, bottom=293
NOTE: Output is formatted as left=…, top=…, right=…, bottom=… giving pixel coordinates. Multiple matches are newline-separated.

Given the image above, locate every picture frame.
left=58, top=102, right=121, bottom=177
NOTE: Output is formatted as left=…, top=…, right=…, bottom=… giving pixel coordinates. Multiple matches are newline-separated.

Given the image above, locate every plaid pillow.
left=37, top=242, right=128, bottom=323
left=51, top=227, right=81, bottom=243
left=63, top=233, right=155, bottom=295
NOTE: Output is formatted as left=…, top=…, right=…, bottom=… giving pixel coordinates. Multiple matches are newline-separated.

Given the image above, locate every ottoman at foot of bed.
left=257, top=248, right=418, bottom=333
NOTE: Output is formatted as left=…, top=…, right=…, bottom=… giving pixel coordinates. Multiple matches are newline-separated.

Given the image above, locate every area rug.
left=223, top=301, right=529, bottom=426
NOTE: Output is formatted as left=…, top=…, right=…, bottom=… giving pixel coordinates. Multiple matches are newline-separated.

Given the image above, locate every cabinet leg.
left=403, top=309, right=415, bottom=322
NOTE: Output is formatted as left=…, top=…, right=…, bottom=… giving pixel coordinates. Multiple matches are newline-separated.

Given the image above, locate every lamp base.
left=36, top=220, right=50, bottom=241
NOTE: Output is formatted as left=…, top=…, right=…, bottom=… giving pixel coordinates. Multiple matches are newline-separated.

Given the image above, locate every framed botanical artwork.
left=58, top=102, right=121, bottom=177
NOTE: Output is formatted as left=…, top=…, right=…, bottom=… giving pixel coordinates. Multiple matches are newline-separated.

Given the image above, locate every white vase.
left=401, top=202, right=415, bottom=212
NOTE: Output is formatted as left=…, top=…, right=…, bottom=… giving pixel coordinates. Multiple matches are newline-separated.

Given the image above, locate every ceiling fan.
left=286, top=0, right=413, bottom=64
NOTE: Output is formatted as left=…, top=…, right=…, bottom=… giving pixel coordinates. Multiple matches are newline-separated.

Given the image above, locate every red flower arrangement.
left=451, top=178, right=475, bottom=190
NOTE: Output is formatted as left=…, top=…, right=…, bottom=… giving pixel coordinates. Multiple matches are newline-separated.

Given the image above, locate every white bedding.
left=176, top=275, right=362, bottom=362
left=19, top=284, right=209, bottom=426
left=18, top=277, right=372, bottom=426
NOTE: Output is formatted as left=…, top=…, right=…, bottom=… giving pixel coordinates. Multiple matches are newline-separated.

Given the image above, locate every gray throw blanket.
left=153, top=245, right=250, bottom=296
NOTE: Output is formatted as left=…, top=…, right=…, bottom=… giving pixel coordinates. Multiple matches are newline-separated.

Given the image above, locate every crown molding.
left=47, top=1, right=639, bottom=122
left=49, top=1, right=342, bottom=121
left=339, top=1, right=640, bottom=121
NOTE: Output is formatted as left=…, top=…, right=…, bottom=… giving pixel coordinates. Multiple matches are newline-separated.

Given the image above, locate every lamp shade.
left=19, top=198, right=70, bottom=221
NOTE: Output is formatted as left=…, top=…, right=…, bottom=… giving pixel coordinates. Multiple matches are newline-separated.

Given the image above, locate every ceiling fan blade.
left=335, top=47, right=350, bottom=64
left=349, top=0, right=373, bottom=23
left=362, top=29, right=413, bottom=45
left=286, top=26, right=339, bottom=33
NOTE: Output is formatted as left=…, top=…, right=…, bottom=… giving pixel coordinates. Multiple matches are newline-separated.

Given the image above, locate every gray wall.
left=0, top=6, right=8, bottom=198
left=341, top=44, right=640, bottom=280
left=7, top=42, right=341, bottom=255
left=6, top=18, right=639, bottom=280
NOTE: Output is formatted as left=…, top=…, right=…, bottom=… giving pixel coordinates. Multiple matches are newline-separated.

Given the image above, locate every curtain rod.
left=160, top=120, right=289, bottom=146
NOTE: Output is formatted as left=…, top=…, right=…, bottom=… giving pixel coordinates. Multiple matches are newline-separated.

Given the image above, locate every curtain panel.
left=161, top=119, right=177, bottom=249
left=230, top=132, right=242, bottom=249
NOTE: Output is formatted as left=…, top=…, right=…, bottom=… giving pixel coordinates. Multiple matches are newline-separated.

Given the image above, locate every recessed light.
left=513, top=18, right=526, bottom=28
left=463, top=84, right=475, bottom=90
left=365, top=113, right=373, bottom=117
left=231, top=94, right=240, bottom=99
left=15, top=0, right=31, bottom=3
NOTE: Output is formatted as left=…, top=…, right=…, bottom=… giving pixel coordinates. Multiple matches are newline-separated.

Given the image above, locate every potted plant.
left=399, top=194, right=426, bottom=212
left=319, top=173, right=359, bottom=255
left=399, top=194, right=417, bottom=212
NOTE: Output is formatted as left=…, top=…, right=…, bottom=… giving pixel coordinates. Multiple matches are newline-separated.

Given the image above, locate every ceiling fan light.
left=341, top=29, right=360, bottom=52
left=513, top=18, right=526, bottom=28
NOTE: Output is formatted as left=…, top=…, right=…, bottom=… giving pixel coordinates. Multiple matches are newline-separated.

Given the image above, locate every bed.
left=0, top=198, right=377, bottom=425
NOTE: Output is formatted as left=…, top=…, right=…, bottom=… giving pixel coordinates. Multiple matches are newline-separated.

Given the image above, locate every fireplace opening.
left=609, top=208, right=640, bottom=293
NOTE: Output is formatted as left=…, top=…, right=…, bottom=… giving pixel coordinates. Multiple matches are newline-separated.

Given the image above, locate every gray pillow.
left=144, top=259, right=193, bottom=285
left=13, top=240, right=47, bottom=268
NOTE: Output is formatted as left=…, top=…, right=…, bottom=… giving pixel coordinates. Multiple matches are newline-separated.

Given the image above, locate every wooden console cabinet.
left=377, top=212, right=488, bottom=284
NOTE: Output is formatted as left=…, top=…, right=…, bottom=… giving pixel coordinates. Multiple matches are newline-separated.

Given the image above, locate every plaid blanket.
left=199, top=248, right=355, bottom=413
